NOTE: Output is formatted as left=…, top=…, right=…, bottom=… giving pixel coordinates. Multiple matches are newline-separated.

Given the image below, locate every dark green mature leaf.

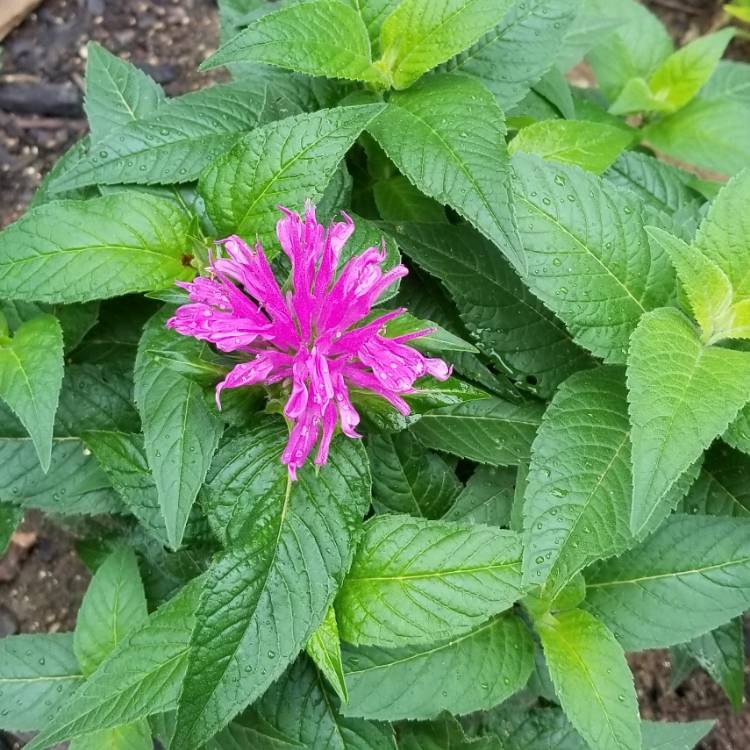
left=537, top=609, right=640, bottom=750
left=367, top=431, right=461, bottom=519
left=386, top=222, right=594, bottom=398
left=0, top=315, right=63, bottom=471
left=341, top=612, right=534, bottom=720
left=627, top=309, right=750, bottom=535
left=511, top=154, right=675, bottom=363
left=685, top=618, right=744, bottom=711
left=641, top=720, right=715, bottom=750
left=0, top=193, right=193, bottom=304
left=73, top=546, right=149, bottom=675
left=725, top=401, right=750, bottom=455
left=204, top=1, right=385, bottom=84
left=199, top=104, right=383, bottom=247
left=68, top=721, right=153, bottom=750
left=30, top=138, right=97, bottom=207
left=373, top=176, right=448, bottom=223
left=377, top=0, right=515, bottom=89
left=0, top=501, right=22, bottom=554
left=644, top=61, right=750, bottom=178
left=337, top=515, right=523, bottom=647
left=84, top=41, right=165, bottom=143
left=55, top=79, right=268, bottom=190
left=134, top=309, right=223, bottom=549
left=443, top=0, right=580, bottom=109
left=0, top=435, right=122, bottom=515
left=522, top=367, right=633, bottom=592
left=399, top=714, right=499, bottom=750
left=509, top=120, right=633, bottom=175
left=368, top=75, right=523, bottom=273
left=585, top=514, right=750, bottom=650
left=680, top=442, right=750, bottom=517
left=210, top=656, right=395, bottom=750
left=487, top=707, right=588, bottom=750
left=306, top=606, right=349, bottom=704
left=443, top=465, right=515, bottom=526
left=26, top=579, right=201, bottom=750
left=173, top=420, right=371, bottom=749
left=0, top=633, right=83, bottom=732
left=410, top=397, right=543, bottom=466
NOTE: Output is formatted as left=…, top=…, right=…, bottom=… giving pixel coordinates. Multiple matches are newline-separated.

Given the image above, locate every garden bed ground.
left=0, top=1, right=748, bottom=748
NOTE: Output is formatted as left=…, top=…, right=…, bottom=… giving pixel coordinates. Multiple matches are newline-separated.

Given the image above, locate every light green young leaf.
left=512, top=154, right=675, bottom=363
left=509, top=120, right=633, bottom=175
left=385, top=221, right=594, bottom=398
left=410, top=397, right=544, bottom=466
left=134, top=309, right=223, bottom=550
left=55, top=79, right=268, bottom=190
left=443, top=465, right=515, bottom=526
left=378, top=0, right=514, bottom=89
left=627, top=308, right=750, bottom=535
left=68, top=720, right=153, bottom=750
left=367, top=431, right=461, bottom=519
left=443, top=0, right=580, bottom=110
left=199, top=104, right=383, bottom=247
left=84, top=41, right=165, bottom=143
left=0, top=315, right=63, bottom=472
left=337, top=515, right=523, bottom=647
left=522, top=367, right=634, bottom=592
left=585, top=514, right=750, bottom=650
left=685, top=618, right=744, bottom=711
left=341, top=612, right=534, bottom=721
left=641, top=720, right=715, bottom=750
left=343, top=0, right=399, bottom=53
left=26, top=579, right=202, bottom=750
left=0, top=633, right=83, bottom=732
left=0, top=193, right=193, bottom=304
left=306, top=606, right=349, bottom=703
left=537, top=608, right=640, bottom=750
left=173, top=420, right=371, bottom=750
left=73, top=546, right=149, bottom=675
left=368, top=74, right=523, bottom=273
left=383, top=312, right=478, bottom=354
left=203, top=1, right=385, bottom=84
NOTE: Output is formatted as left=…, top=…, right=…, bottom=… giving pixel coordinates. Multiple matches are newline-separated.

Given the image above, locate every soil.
left=0, top=0, right=749, bottom=748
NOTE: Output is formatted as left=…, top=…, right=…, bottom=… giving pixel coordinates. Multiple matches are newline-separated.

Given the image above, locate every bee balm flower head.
left=167, top=202, right=451, bottom=478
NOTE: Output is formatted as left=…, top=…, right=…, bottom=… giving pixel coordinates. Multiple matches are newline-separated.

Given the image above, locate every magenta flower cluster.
left=167, top=202, right=450, bottom=478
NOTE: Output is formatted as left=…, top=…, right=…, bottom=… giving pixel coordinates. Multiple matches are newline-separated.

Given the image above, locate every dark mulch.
left=1, top=1, right=749, bottom=748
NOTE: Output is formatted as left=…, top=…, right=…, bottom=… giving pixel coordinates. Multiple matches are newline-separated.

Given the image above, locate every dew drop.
left=535, top=555, right=545, bottom=564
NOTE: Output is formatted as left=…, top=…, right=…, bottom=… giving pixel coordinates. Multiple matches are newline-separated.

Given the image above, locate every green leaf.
left=367, top=431, right=461, bottom=519
left=537, top=608, right=640, bottom=750
left=522, top=367, right=634, bottom=592
left=410, top=397, right=544, bottom=466
left=306, top=606, right=349, bottom=703
left=378, top=0, right=515, bottom=89
left=210, top=656, right=395, bottom=750
left=30, top=137, right=97, bottom=207
left=84, top=41, right=165, bottom=143
left=641, top=720, right=715, bottom=750
left=442, top=0, right=581, bottom=109
left=83, top=430, right=169, bottom=544
left=384, top=312, right=478, bottom=354
left=399, top=714, right=499, bottom=750
left=55, top=79, right=268, bottom=190
left=0, top=193, right=193, bottom=304
left=443, top=465, right=515, bottom=526
left=337, top=515, right=523, bottom=647
left=0, top=315, right=63, bottom=471
left=203, top=1, right=385, bottom=83
left=173, top=419, right=371, bottom=750
left=341, top=612, right=534, bottom=720
left=26, top=579, right=202, bottom=750
left=68, top=721, right=153, bottom=750
left=681, top=442, right=750, bottom=518
left=385, top=221, right=594, bottom=398
left=73, top=546, right=149, bottom=675
left=511, top=154, right=675, bottom=363
left=373, top=176, right=448, bottom=223
left=627, top=308, right=750, bottom=535
left=0, top=633, right=83, bottom=732
left=643, top=61, right=750, bottom=178
left=509, top=120, right=633, bottom=175
left=486, top=707, right=587, bottom=750
left=585, top=514, right=750, bottom=650
left=368, top=75, right=523, bottom=273
left=685, top=618, right=744, bottom=711
left=199, top=104, right=383, bottom=247
left=0, top=501, right=22, bottom=554
left=134, top=309, right=223, bottom=549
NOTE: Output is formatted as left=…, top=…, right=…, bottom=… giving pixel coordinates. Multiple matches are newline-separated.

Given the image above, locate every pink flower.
left=167, top=202, right=451, bottom=478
